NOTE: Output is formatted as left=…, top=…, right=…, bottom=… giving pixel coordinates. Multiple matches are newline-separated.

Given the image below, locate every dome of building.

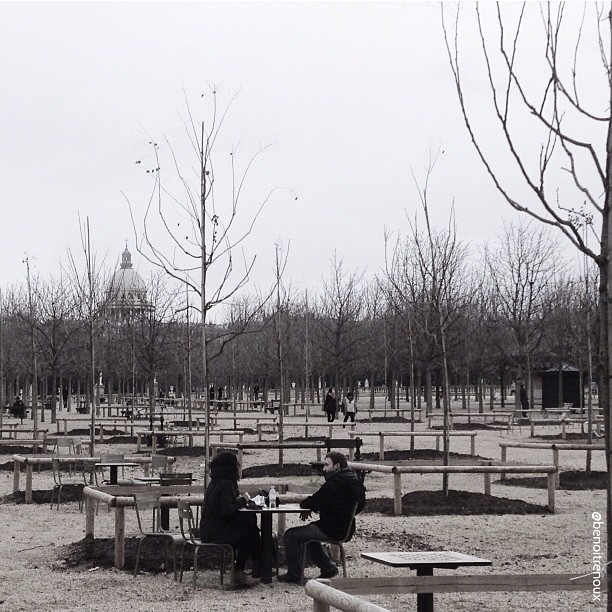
left=106, top=246, right=149, bottom=315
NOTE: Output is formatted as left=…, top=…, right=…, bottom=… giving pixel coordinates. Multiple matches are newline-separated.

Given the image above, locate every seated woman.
left=199, top=451, right=261, bottom=588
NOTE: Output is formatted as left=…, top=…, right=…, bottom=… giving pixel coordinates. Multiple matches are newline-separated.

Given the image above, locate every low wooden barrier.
left=499, top=441, right=606, bottom=488
left=347, top=461, right=557, bottom=514
left=427, top=411, right=513, bottom=429
left=134, top=428, right=245, bottom=453
left=305, top=579, right=391, bottom=612
left=12, top=453, right=175, bottom=503
left=529, top=417, right=604, bottom=439
left=307, top=573, right=599, bottom=611
left=348, top=430, right=477, bottom=459
left=364, top=407, right=423, bottom=423
left=212, top=438, right=363, bottom=475
left=281, top=421, right=357, bottom=439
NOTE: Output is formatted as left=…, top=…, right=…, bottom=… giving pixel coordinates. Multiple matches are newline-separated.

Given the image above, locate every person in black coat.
left=278, top=452, right=366, bottom=583
left=520, top=384, right=529, bottom=418
left=323, top=388, right=337, bottom=422
left=199, top=452, right=261, bottom=588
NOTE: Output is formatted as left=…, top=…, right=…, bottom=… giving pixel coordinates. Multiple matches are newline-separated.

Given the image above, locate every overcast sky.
left=0, top=1, right=596, bottom=296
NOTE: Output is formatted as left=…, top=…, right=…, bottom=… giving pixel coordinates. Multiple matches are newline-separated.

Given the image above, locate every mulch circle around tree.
left=535, top=433, right=603, bottom=442
left=431, top=422, right=502, bottom=431
left=498, top=470, right=606, bottom=490
left=55, top=536, right=228, bottom=574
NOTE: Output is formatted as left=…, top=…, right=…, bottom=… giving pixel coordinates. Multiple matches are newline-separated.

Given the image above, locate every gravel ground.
left=0, top=408, right=606, bottom=611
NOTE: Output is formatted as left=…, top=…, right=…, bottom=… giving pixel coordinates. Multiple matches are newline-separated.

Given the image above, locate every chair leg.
left=134, top=537, right=145, bottom=577
left=179, top=544, right=187, bottom=583
left=340, top=544, right=347, bottom=577
left=192, top=545, right=198, bottom=590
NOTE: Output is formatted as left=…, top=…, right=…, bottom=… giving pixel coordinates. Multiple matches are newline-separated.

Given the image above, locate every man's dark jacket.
left=299, top=467, right=366, bottom=541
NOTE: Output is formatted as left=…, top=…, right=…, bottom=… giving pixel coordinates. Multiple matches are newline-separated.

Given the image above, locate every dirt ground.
left=0, top=408, right=606, bottom=611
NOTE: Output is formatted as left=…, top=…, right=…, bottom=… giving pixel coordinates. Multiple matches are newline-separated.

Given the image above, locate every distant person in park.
left=278, top=451, right=366, bottom=584
left=342, top=390, right=357, bottom=425
left=11, top=397, right=26, bottom=418
left=323, top=388, right=337, bottom=422
left=209, top=384, right=215, bottom=401
left=217, top=386, right=223, bottom=401
left=62, top=387, right=69, bottom=409
left=199, top=452, right=261, bottom=588
left=520, top=384, right=529, bottom=418
left=253, top=385, right=260, bottom=401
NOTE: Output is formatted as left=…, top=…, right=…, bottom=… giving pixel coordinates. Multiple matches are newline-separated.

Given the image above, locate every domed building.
left=106, top=246, right=151, bottom=318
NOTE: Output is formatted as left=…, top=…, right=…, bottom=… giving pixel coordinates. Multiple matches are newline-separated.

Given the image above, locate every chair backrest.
left=51, top=457, right=62, bottom=485
left=81, top=461, right=98, bottom=485
left=177, top=499, right=198, bottom=543
left=337, top=501, right=360, bottom=543
left=150, top=454, right=169, bottom=474
left=54, top=437, right=76, bottom=454
left=159, top=472, right=193, bottom=486
left=100, top=453, right=125, bottom=463
left=133, top=490, right=162, bottom=534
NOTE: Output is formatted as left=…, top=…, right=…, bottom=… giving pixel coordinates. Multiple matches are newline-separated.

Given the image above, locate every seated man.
left=278, top=451, right=366, bottom=584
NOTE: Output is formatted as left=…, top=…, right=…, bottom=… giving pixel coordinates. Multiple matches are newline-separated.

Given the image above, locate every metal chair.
left=176, top=499, right=234, bottom=590
left=159, top=472, right=194, bottom=528
left=299, top=502, right=358, bottom=585
left=150, top=454, right=170, bottom=475
left=133, top=490, right=178, bottom=578
left=50, top=457, right=84, bottom=510
left=53, top=436, right=77, bottom=455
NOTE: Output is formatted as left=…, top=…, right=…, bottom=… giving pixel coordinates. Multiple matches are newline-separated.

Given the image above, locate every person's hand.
left=299, top=511, right=311, bottom=521
left=242, top=491, right=251, bottom=502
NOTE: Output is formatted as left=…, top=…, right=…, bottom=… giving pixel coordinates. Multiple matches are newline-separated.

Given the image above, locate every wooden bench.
left=305, top=573, right=601, bottom=611
left=347, top=461, right=558, bottom=514
left=348, top=430, right=478, bottom=459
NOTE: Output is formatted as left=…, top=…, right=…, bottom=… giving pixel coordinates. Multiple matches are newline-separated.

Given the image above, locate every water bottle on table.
left=268, top=485, right=277, bottom=508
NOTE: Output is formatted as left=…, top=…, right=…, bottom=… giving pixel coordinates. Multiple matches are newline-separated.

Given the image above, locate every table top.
left=361, top=551, right=492, bottom=569
left=95, top=461, right=140, bottom=468
left=240, top=502, right=304, bottom=514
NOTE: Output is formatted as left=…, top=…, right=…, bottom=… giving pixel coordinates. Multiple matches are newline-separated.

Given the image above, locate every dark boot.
left=251, top=560, right=261, bottom=579
left=234, top=570, right=259, bottom=588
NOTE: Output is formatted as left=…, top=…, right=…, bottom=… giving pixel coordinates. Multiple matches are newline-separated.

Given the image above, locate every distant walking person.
left=520, top=384, right=529, bottom=418
left=342, top=391, right=356, bottom=425
left=323, top=388, right=337, bottom=422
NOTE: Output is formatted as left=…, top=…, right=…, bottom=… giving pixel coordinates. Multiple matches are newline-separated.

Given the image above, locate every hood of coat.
left=209, top=452, right=239, bottom=482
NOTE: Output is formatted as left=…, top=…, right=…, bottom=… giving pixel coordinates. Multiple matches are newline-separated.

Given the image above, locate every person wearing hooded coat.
left=199, top=451, right=261, bottom=588
left=278, top=451, right=366, bottom=583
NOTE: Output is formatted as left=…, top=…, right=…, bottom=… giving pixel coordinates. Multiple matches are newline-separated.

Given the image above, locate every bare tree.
left=385, top=157, right=471, bottom=496
left=443, top=2, right=612, bottom=600
left=484, top=219, right=564, bottom=409
left=128, top=89, right=295, bottom=484
left=30, top=273, right=80, bottom=423
left=315, top=253, right=366, bottom=398
left=66, top=218, right=110, bottom=456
